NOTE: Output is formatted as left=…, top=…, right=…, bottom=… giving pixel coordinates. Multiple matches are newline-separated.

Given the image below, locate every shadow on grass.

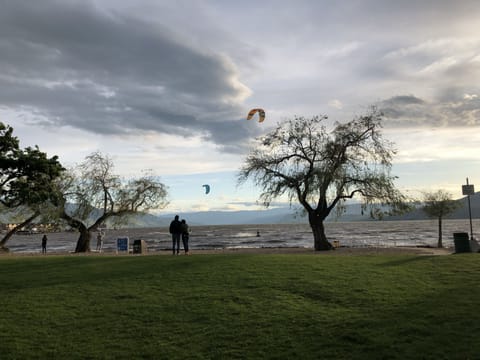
left=343, top=284, right=480, bottom=358
left=376, top=255, right=438, bottom=267
left=0, top=253, right=238, bottom=292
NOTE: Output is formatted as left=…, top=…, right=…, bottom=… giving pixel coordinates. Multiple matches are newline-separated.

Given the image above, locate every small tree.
left=0, top=123, right=64, bottom=250
left=422, top=190, right=460, bottom=248
left=57, top=151, right=169, bottom=252
left=238, top=108, right=408, bottom=250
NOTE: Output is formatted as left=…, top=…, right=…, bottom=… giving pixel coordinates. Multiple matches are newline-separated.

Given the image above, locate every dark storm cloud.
left=382, top=95, right=425, bottom=109
left=379, top=93, right=480, bottom=127
left=0, top=0, right=254, bottom=152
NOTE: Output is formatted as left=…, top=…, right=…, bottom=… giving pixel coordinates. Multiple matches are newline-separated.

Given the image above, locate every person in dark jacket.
left=181, top=219, right=190, bottom=255
left=169, top=215, right=182, bottom=255
left=41, top=234, right=48, bottom=254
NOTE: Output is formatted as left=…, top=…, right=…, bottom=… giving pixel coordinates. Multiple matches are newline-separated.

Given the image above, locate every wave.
left=3, top=219, right=478, bottom=254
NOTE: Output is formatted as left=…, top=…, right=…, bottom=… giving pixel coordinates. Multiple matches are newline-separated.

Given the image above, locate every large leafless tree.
left=57, top=152, right=168, bottom=252
left=238, top=108, right=408, bottom=250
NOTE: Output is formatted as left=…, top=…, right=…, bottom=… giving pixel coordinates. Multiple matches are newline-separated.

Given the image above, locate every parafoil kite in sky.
left=247, top=108, right=265, bottom=123
left=202, top=184, right=210, bottom=194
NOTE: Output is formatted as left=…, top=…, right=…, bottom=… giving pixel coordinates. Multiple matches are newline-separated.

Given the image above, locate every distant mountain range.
left=124, top=192, right=480, bottom=227
left=387, top=192, right=480, bottom=221
left=124, top=207, right=309, bottom=227
left=3, top=193, right=479, bottom=228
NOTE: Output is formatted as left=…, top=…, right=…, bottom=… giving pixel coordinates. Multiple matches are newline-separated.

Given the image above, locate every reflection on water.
left=4, top=219, right=478, bottom=254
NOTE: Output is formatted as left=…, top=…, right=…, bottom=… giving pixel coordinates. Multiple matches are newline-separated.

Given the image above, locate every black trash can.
left=133, top=239, right=142, bottom=254
left=133, top=239, right=147, bottom=254
left=453, top=232, right=471, bottom=253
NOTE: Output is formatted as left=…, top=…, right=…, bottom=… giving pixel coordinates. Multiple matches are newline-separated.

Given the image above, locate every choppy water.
left=3, top=219, right=478, bottom=254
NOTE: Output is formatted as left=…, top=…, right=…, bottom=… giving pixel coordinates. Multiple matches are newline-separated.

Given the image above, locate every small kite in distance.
left=247, top=108, right=265, bottom=123
left=202, top=184, right=210, bottom=194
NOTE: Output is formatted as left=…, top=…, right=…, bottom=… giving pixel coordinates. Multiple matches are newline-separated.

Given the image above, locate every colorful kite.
left=247, top=108, right=265, bottom=123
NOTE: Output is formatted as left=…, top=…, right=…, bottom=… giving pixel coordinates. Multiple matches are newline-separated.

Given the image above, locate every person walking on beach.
left=181, top=219, right=190, bottom=255
left=41, top=234, right=48, bottom=254
left=169, top=215, right=182, bottom=255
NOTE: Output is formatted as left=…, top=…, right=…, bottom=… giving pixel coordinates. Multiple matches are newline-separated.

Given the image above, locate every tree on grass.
left=238, top=108, right=408, bottom=250
left=422, top=190, right=460, bottom=248
left=0, top=122, right=64, bottom=250
left=57, top=151, right=168, bottom=252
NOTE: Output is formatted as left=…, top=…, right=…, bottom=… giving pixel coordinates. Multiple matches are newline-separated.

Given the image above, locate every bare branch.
left=238, top=108, right=408, bottom=250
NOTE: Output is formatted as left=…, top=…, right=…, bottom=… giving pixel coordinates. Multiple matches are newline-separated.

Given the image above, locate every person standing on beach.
left=181, top=219, right=190, bottom=255
left=96, top=231, right=104, bottom=252
left=41, top=234, right=47, bottom=254
left=169, top=215, right=182, bottom=255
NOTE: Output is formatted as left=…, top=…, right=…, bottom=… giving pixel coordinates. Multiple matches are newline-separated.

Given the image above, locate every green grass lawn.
left=0, top=253, right=479, bottom=359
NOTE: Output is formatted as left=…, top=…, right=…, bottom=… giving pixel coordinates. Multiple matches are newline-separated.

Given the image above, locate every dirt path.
left=0, top=246, right=455, bottom=258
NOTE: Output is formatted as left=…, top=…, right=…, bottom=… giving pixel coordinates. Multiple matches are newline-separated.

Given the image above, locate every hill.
left=94, top=208, right=302, bottom=228
left=3, top=193, right=479, bottom=228
left=145, top=192, right=480, bottom=226
left=387, top=192, right=480, bottom=221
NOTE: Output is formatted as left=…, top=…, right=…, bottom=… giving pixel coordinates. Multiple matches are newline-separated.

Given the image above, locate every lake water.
left=4, top=219, right=478, bottom=254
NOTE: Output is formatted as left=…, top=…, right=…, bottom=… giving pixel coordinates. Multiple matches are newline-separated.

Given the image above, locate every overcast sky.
left=1, top=0, right=480, bottom=213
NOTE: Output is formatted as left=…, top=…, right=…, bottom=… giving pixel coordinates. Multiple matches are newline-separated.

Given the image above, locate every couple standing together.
left=169, top=215, right=190, bottom=255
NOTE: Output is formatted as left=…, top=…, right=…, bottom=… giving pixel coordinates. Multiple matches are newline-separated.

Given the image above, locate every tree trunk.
left=0, top=211, right=39, bottom=251
left=75, top=227, right=91, bottom=253
left=0, top=229, right=15, bottom=252
left=437, top=216, right=443, bottom=248
left=61, top=210, right=91, bottom=253
left=309, top=210, right=334, bottom=251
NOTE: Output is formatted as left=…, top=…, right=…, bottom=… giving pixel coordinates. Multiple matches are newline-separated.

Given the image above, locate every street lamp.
left=462, top=178, right=475, bottom=240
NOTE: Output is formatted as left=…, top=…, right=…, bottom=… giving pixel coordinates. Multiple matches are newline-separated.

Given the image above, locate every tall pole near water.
left=462, top=178, right=474, bottom=240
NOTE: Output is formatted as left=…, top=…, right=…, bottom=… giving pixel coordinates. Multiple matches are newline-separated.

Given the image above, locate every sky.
left=1, top=0, right=480, bottom=214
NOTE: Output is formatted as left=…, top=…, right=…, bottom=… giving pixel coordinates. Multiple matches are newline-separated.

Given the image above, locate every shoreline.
left=3, top=221, right=474, bottom=255
left=0, top=245, right=454, bottom=258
